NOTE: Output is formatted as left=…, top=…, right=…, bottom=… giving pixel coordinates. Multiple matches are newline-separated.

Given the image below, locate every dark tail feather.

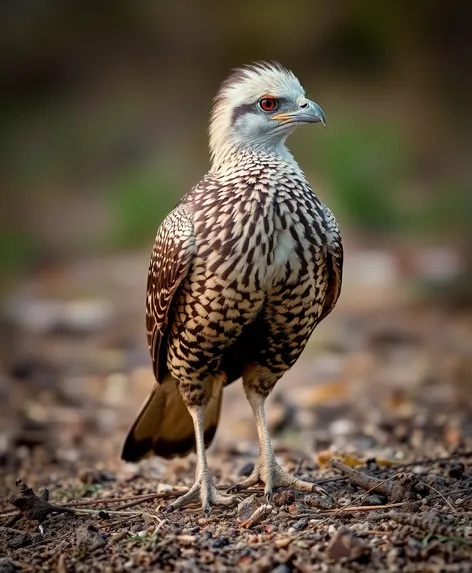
left=121, top=375, right=223, bottom=462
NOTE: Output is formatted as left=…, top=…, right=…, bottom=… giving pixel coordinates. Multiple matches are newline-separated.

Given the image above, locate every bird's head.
left=209, top=61, right=326, bottom=168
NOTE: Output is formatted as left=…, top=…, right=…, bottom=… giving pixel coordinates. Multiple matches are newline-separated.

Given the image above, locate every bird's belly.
left=258, top=229, right=301, bottom=288
left=166, top=222, right=326, bottom=381
left=176, top=267, right=266, bottom=338
left=166, top=271, right=264, bottom=382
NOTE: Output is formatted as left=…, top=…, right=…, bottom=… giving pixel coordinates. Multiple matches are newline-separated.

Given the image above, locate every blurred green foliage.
left=311, top=121, right=412, bottom=234
left=108, top=166, right=179, bottom=249
left=403, top=183, right=472, bottom=240
left=0, top=231, right=39, bottom=277
left=0, top=0, right=470, bottom=282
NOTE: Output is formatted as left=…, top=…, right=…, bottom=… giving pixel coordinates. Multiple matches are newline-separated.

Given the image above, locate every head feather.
left=209, top=62, right=304, bottom=166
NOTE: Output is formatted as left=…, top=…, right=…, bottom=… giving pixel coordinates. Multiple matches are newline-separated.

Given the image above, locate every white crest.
left=209, top=62, right=305, bottom=168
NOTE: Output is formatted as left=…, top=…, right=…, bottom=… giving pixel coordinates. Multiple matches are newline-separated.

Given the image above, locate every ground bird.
left=122, top=62, right=343, bottom=514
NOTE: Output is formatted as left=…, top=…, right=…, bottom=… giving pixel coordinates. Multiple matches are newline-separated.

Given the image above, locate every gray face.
left=230, top=95, right=326, bottom=149
left=209, top=62, right=326, bottom=165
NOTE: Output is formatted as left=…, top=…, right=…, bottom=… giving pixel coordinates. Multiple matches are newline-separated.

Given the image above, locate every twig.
left=315, top=451, right=472, bottom=485
left=388, top=511, right=469, bottom=541
left=16, top=530, right=71, bottom=552
left=417, top=479, right=457, bottom=513
left=75, top=508, right=143, bottom=517
left=114, top=496, right=173, bottom=511
left=62, top=493, right=166, bottom=508
left=0, top=512, right=21, bottom=520
left=324, top=502, right=407, bottom=514
left=294, top=458, right=305, bottom=476
left=376, top=451, right=472, bottom=472
left=149, top=518, right=166, bottom=542
left=8, top=480, right=75, bottom=523
left=330, top=459, right=426, bottom=503
left=101, top=516, right=136, bottom=530
left=315, top=476, right=347, bottom=485
left=0, top=526, right=27, bottom=534
left=330, top=460, right=392, bottom=494
left=428, top=487, right=472, bottom=500
left=291, top=502, right=407, bottom=520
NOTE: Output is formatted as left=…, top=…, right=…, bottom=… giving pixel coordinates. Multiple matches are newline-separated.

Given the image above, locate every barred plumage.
left=122, top=62, right=343, bottom=514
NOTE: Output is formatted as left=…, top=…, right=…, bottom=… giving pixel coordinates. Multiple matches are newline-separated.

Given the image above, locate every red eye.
left=259, top=97, right=278, bottom=112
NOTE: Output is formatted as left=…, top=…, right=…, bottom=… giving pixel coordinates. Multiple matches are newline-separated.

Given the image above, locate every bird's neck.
left=210, top=141, right=299, bottom=176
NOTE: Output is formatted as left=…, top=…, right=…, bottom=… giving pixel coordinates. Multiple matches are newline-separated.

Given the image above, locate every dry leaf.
left=317, top=451, right=364, bottom=468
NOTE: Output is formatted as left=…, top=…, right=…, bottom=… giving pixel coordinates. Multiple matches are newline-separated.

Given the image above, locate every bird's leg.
left=229, top=387, right=329, bottom=500
left=166, top=404, right=234, bottom=515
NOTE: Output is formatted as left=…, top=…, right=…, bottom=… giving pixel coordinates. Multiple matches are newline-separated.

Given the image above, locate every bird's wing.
left=146, top=204, right=196, bottom=382
left=318, top=207, right=343, bottom=322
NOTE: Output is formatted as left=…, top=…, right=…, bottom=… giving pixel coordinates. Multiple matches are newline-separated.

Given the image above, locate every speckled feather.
left=128, top=62, right=343, bottom=461
left=147, top=147, right=342, bottom=400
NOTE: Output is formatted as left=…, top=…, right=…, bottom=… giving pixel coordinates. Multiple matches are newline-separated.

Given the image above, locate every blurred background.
left=1, top=1, right=471, bottom=485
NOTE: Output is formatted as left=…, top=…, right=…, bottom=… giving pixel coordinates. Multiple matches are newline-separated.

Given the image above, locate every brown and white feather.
left=123, top=62, right=343, bottom=463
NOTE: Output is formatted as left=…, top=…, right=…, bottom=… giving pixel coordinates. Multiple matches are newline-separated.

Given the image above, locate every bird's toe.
left=312, top=484, right=332, bottom=499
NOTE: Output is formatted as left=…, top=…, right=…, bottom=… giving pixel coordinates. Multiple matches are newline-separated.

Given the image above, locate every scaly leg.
left=229, top=387, right=329, bottom=500
left=166, top=404, right=234, bottom=515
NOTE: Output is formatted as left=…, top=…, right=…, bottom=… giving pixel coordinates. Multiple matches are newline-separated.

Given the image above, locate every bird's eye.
left=259, top=97, right=278, bottom=112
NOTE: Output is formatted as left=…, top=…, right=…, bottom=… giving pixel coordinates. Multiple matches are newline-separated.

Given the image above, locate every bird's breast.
left=192, top=199, right=320, bottom=295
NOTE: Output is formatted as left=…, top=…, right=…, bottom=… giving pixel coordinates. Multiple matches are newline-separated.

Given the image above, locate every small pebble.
left=238, top=494, right=259, bottom=522
left=0, top=559, right=17, bottom=573
left=365, top=495, right=385, bottom=506
left=111, top=531, right=128, bottom=543
left=211, top=537, right=229, bottom=549
left=292, top=518, right=308, bottom=532
left=271, top=565, right=291, bottom=573
left=188, top=525, right=200, bottom=534
left=328, top=524, right=337, bottom=534
left=176, top=535, right=197, bottom=545
left=272, top=491, right=295, bottom=507
left=448, top=462, right=465, bottom=479
left=156, top=483, right=173, bottom=493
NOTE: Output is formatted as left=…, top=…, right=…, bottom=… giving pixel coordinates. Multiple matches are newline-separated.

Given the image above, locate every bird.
left=122, top=62, right=343, bottom=515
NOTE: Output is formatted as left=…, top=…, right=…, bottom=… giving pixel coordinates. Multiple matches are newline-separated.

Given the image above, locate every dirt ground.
left=1, top=247, right=472, bottom=572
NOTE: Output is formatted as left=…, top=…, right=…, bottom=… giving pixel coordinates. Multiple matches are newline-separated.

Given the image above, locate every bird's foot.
left=166, top=469, right=236, bottom=516
left=228, top=458, right=331, bottom=501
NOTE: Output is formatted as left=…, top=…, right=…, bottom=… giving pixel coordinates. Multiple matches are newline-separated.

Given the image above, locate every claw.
left=229, top=457, right=325, bottom=500
left=167, top=470, right=236, bottom=513
left=312, top=484, right=332, bottom=498
left=226, top=484, right=242, bottom=494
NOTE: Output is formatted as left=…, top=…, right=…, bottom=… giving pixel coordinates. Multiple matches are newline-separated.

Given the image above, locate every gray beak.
left=271, top=99, right=326, bottom=126
left=305, top=100, right=326, bottom=126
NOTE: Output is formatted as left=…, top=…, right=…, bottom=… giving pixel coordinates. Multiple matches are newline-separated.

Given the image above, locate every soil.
left=1, top=249, right=472, bottom=571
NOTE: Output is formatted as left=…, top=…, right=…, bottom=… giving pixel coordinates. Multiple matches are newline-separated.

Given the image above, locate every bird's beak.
left=271, top=99, right=326, bottom=126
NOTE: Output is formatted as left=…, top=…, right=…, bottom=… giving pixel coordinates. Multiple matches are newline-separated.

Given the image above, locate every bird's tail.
left=121, top=374, right=223, bottom=462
